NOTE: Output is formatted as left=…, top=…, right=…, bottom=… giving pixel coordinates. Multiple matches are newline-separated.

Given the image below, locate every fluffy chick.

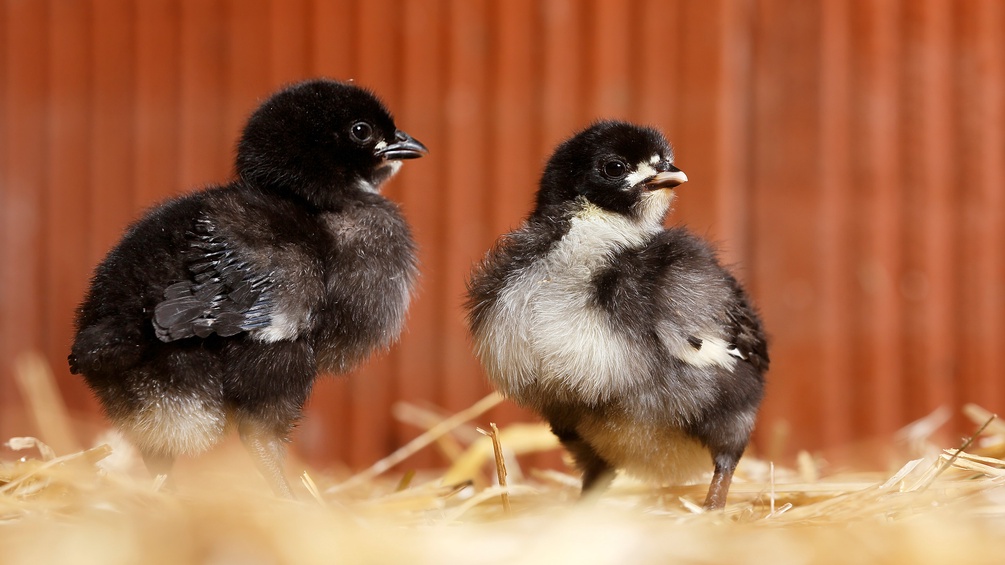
left=466, top=121, right=767, bottom=509
left=70, top=79, right=426, bottom=496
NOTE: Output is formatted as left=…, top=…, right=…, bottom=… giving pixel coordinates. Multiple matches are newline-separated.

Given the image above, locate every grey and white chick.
left=69, top=79, right=425, bottom=496
left=466, top=121, right=767, bottom=509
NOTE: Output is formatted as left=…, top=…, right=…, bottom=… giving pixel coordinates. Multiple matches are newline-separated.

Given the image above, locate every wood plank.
left=636, top=0, right=681, bottom=133
left=747, top=0, right=823, bottom=455
left=134, top=0, right=180, bottom=208
left=852, top=0, right=904, bottom=438
left=224, top=0, right=270, bottom=147
left=269, top=0, right=309, bottom=85
left=178, top=0, right=227, bottom=189
left=917, top=0, right=956, bottom=423
left=88, top=0, right=136, bottom=263
left=45, top=0, right=95, bottom=418
left=973, top=0, right=1005, bottom=413
left=437, top=0, right=491, bottom=438
left=587, top=0, right=632, bottom=117
left=1, top=0, right=47, bottom=434
left=817, top=0, right=855, bottom=447
left=673, top=0, right=725, bottom=237
left=309, top=0, right=354, bottom=79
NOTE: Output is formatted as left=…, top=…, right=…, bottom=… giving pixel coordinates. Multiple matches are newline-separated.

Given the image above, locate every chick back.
left=70, top=184, right=417, bottom=457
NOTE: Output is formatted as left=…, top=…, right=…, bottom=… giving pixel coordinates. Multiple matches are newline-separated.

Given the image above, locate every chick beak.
left=375, top=130, right=428, bottom=160
left=644, top=167, right=688, bottom=190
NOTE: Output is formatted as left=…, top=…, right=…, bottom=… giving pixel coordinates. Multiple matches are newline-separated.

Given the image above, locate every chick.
left=69, top=79, right=426, bottom=497
left=466, top=121, right=767, bottom=509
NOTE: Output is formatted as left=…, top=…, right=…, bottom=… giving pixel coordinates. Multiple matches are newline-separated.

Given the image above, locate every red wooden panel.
left=391, top=0, right=448, bottom=470
left=850, top=0, right=905, bottom=439
left=88, top=0, right=136, bottom=262
left=748, top=0, right=824, bottom=453
left=45, top=0, right=94, bottom=419
left=1, top=0, right=47, bottom=434
left=635, top=0, right=682, bottom=134
left=587, top=0, right=632, bottom=117
left=898, top=0, right=956, bottom=434
left=224, top=0, right=270, bottom=146
left=917, top=0, right=957, bottom=421
left=440, top=0, right=491, bottom=422
left=178, top=0, right=227, bottom=189
left=269, top=0, right=310, bottom=85
left=135, top=0, right=181, bottom=208
left=540, top=0, right=588, bottom=150
left=672, top=0, right=727, bottom=237
left=309, top=0, right=354, bottom=79
left=972, top=0, right=1005, bottom=411
left=0, top=1, right=7, bottom=421
left=817, top=0, right=855, bottom=447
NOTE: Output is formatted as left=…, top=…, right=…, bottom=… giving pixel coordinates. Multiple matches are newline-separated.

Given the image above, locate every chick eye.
left=602, top=160, right=627, bottom=179
left=350, top=122, right=374, bottom=144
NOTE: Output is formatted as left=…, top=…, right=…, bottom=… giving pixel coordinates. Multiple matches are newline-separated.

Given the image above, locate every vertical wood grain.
left=972, top=0, right=1005, bottom=411
left=178, top=0, right=227, bottom=189
left=440, top=0, right=491, bottom=419
left=854, top=0, right=904, bottom=438
left=135, top=0, right=181, bottom=209
left=818, top=0, right=854, bottom=447
left=748, top=0, right=823, bottom=452
left=1, top=0, right=47, bottom=432
left=45, top=0, right=93, bottom=417
left=89, top=0, right=136, bottom=262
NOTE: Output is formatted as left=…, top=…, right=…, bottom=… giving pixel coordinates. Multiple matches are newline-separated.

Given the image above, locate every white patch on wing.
left=664, top=334, right=739, bottom=369
left=118, top=390, right=226, bottom=457
left=252, top=309, right=302, bottom=343
left=473, top=201, right=662, bottom=405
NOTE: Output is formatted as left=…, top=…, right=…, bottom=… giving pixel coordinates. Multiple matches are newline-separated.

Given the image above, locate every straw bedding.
left=2, top=355, right=1004, bottom=564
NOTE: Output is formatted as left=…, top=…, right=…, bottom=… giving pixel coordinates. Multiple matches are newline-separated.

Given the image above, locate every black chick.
left=466, top=121, right=767, bottom=510
left=69, top=79, right=425, bottom=497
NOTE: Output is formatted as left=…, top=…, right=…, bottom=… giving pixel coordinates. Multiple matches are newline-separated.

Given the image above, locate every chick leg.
left=555, top=430, right=615, bottom=496
left=238, top=422, right=294, bottom=498
left=703, top=455, right=737, bottom=510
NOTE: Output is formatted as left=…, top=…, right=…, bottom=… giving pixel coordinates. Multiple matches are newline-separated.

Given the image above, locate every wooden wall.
left=1, top=0, right=1002, bottom=471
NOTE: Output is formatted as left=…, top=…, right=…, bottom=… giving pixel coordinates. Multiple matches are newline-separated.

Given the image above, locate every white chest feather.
left=476, top=204, right=660, bottom=404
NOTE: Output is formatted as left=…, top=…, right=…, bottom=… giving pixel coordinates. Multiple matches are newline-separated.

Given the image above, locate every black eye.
left=602, top=160, right=627, bottom=178
left=350, top=122, right=374, bottom=143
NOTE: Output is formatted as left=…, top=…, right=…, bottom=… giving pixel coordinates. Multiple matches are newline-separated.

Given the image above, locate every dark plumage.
left=466, top=121, right=768, bottom=510
left=69, top=79, right=425, bottom=496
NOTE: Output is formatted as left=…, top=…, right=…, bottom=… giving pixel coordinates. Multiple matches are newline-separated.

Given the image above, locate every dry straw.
left=2, top=352, right=1005, bottom=564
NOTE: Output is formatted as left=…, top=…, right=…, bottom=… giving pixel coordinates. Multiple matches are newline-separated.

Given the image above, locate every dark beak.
left=644, top=166, right=688, bottom=190
left=374, top=130, right=428, bottom=160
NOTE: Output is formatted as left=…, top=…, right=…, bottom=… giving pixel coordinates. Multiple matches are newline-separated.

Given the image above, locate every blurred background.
left=0, top=0, right=1002, bottom=474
